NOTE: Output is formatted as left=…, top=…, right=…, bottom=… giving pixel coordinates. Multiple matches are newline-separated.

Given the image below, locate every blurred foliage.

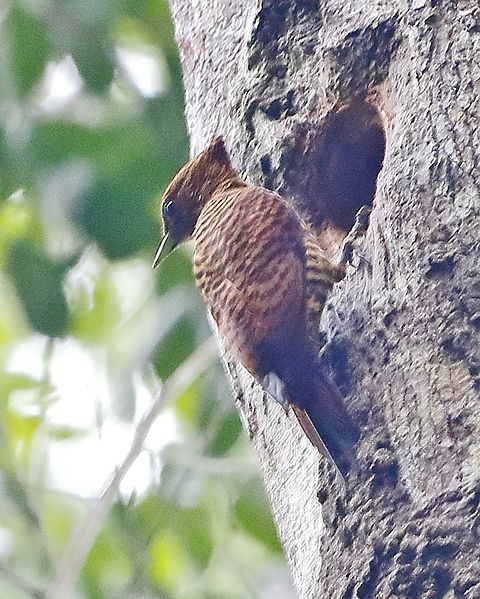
left=0, top=1, right=292, bottom=598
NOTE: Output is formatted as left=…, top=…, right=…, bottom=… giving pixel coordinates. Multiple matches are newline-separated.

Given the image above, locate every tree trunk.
left=168, top=0, right=480, bottom=597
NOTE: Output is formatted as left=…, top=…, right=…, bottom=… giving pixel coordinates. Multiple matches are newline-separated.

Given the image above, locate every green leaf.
left=30, top=121, right=152, bottom=172
left=46, top=425, right=87, bottom=440
left=6, top=239, right=69, bottom=337
left=175, top=504, right=214, bottom=569
left=72, top=36, right=115, bottom=94
left=206, top=411, right=242, bottom=457
left=0, top=130, right=17, bottom=199
left=195, top=370, right=231, bottom=433
left=83, top=526, right=132, bottom=595
left=153, top=317, right=196, bottom=380
left=135, top=494, right=174, bottom=537
left=134, top=492, right=215, bottom=571
left=3, top=471, right=39, bottom=527
left=116, top=0, right=150, bottom=20
left=42, top=495, right=79, bottom=547
left=6, top=410, right=41, bottom=461
left=69, top=271, right=121, bottom=342
left=150, top=529, right=193, bottom=591
left=0, top=196, right=34, bottom=261
left=148, top=505, right=213, bottom=591
left=175, top=379, right=201, bottom=426
left=76, top=173, right=158, bottom=259
left=0, top=273, right=28, bottom=344
left=154, top=248, right=194, bottom=295
left=142, top=0, right=182, bottom=65
left=7, top=5, right=50, bottom=97
left=0, top=373, right=39, bottom=394
left=234, top=480, right=282, bottom=553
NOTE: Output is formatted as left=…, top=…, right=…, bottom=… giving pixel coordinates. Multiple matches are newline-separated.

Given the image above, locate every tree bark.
left=168, top=0, right=480, bottom=597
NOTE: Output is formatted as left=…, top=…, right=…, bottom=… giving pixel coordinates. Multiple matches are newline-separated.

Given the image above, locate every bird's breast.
left=192, top=186, right=306, bottom=376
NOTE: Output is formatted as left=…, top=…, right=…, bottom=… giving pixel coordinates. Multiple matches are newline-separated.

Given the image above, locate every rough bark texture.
left=169, top=0, right=479, bottom=597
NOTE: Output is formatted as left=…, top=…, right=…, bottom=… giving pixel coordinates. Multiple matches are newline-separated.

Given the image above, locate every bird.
left=153, top=136, right=369, bottom=479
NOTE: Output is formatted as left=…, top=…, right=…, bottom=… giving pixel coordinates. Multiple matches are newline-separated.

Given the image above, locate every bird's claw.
left=339, top=204, right=372, bottom=266
left=354, top=205, right=372, bottom=227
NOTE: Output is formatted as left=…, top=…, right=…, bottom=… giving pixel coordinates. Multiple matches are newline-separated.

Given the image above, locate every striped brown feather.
left=193, top=186, right=305, bottom=377
left=301, top=221, right=346, bottom=343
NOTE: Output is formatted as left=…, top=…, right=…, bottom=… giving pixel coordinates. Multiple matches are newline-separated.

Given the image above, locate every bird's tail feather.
left=258, top=337, right=359, bottom=479
left=285, top=366, right=359, bottom=479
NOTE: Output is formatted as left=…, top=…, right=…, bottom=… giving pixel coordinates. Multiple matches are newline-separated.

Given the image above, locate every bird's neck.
left=213, top=174, right=247, bottom=195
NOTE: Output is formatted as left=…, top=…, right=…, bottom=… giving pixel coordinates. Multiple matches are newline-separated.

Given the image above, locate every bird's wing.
left=194, top=186, right=307, bottom=377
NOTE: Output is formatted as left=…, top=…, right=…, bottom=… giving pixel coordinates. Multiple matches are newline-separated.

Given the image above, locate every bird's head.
left=153, top=136, right=237, bottom=268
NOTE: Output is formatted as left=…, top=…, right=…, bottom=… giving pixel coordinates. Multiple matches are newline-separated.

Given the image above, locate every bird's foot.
left=339, top=205, right=372, bottom=266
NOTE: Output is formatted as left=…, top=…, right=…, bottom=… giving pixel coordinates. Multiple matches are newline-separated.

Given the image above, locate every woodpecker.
left=153, top=136, right=369, bottom=478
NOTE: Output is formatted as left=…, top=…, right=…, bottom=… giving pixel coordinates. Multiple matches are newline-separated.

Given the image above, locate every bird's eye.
left=162, top=199, right=176, bottom=220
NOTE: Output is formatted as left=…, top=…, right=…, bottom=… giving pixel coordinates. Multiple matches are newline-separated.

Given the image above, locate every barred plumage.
left=301, top=220, right=346, bottom=344
left=153, top=137, right=369, bottom=479
left=194, top=186, right=305, bottom=376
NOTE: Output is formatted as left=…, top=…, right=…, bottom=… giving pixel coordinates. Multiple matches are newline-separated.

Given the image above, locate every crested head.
left=159, top=136, right=240, bottom=248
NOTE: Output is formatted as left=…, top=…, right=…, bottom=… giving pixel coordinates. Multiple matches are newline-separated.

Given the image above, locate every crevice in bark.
left=281, top=100, right=385, bottom=255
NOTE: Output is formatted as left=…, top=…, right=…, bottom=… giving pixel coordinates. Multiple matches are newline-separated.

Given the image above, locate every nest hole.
left=283, top=101, right=385, bottom=255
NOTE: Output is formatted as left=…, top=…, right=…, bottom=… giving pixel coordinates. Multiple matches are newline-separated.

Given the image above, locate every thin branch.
left=0, top=561, right=45, bottom=599
left=45, top=337, right=219, bottom=599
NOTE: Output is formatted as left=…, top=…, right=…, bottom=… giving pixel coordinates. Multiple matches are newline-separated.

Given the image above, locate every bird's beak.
left=152, top=233, right=175, bottom=269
